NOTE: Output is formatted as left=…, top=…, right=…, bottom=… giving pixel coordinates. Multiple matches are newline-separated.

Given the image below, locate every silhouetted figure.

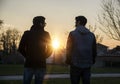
left=66, top=16, right=97, bottom=84
left=18, top=16, right=52, bottom=84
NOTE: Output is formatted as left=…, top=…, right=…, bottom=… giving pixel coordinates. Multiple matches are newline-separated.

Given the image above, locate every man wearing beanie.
left=18, top=16, right=52, bottom=84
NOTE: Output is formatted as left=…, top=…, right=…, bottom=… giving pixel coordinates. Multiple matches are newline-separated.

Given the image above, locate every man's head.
left=75, top=16, right=87, bottom=27
left=33, top=16, right=46, bottom=27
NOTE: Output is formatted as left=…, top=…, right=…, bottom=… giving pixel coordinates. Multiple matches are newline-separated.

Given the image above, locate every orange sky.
left=0, top=0, right=120, bottom=48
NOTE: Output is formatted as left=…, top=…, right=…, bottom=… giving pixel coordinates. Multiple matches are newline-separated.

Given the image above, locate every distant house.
left=97, top=43, right=108, bottom=56
left=94, top=44, right=120, bottom=67
left=108, top=46, right=120, bottom=56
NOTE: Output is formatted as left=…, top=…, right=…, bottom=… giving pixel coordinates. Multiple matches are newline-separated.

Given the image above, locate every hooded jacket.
left=18, top=25, right=52, bottom=68
left=66, top=26, right=96, bottom=68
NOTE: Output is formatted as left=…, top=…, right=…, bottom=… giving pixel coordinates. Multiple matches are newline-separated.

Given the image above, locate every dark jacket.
left=18, top=26, right=52, bottom=68
left=66, top=26, right=97, bottom=68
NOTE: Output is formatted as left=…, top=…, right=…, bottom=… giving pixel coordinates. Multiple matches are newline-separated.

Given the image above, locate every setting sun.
left=52, top=38, right=60, bottom=49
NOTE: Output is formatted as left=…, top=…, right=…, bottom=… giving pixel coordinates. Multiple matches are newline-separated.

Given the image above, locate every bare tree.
left=88, top=25, right=103, bottom=43
left=0, top=20, right=3, bottom=25
left=1, top=29, right=21, bottom=54
left=118, top=0, right=120, bottom=5
left=98, top=0, right=120, bottom=40
left=0, top=20, right=3, bottom=29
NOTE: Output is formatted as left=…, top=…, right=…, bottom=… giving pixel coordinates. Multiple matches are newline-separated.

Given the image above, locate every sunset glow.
left=52, top=38, right=60, bottom=49
left=1, top=0, right=119, bottom=48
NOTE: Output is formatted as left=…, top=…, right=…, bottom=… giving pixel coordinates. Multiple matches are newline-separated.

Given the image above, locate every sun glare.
left=52, top=38, right=60, bottom=49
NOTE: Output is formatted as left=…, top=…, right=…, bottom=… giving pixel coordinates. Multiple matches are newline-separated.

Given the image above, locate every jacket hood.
left=76, top=26, right=90, bottom=34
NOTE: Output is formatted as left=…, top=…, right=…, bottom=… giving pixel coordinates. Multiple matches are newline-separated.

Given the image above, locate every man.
left=66, top=16, right=97, bottom=84
left=18, top=16, right=52, bottom=84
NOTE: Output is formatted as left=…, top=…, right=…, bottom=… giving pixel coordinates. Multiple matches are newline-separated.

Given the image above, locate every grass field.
left=0, top=78, right=120, bottom=84
left=0, top=64, right=120, bottom=75
left=0, top=64, right=69, bottom=75
left=0, top=64, right=120, bottom=84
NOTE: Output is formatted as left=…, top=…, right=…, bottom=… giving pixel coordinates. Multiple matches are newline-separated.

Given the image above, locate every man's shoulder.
left=22, top=30, right=31, bottom=36
left=89, top=32, right=95, bottom=36
left=88, top=32, right=96, bottom=40
left=69, top=29, right=76, bottom=34
left=43, top=31, right=50, bottom=36
left=44, top=30, right=49, bottom=34
left=24, top=30, right=30, bottom=33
